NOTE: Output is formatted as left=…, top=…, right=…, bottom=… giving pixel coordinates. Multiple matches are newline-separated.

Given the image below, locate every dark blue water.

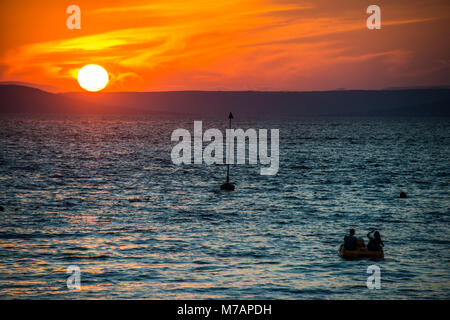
left=0, top=116, right=449, bottom=299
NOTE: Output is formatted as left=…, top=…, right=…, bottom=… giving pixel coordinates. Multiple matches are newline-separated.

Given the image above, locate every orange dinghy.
left=338, top=245, right=384, bottom=260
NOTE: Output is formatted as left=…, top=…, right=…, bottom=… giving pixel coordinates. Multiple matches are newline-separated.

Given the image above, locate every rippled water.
left=0, top=116, right=449, bottom=299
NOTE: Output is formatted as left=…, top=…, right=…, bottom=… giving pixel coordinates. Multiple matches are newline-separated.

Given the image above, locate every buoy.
left=399, top=192, right=407, bottom=198
left=221, top=112, right=235, bottom=191
left=220, top=182, right=235, bottom=191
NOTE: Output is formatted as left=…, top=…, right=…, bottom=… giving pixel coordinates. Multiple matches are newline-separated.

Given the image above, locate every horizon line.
left=2, top=82, right=450, bottom=95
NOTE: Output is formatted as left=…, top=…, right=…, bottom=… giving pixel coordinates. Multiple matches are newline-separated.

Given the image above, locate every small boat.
left=338, top=244, right=384, bottom=260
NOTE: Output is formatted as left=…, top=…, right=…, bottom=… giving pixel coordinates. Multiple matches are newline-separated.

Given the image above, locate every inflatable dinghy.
left=338, top=244, right=384, bottom=259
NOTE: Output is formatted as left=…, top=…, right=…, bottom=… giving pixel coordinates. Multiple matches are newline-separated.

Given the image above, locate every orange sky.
left=0, top=0, right=449, bottom=92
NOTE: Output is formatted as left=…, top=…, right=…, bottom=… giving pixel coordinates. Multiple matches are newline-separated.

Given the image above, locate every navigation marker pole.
left=221, top=112, right=235, bottom=191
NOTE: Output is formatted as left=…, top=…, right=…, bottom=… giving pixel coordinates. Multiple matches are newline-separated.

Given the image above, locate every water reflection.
left=0, top=117, right=449, bottom=299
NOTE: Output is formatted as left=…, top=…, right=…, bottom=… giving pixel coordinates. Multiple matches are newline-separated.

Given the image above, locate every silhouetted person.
left=399, top=192, right=407, bottom=198
left=344, top=229, right=357, bottom=250
left=367, top=231, right=384, bottom=251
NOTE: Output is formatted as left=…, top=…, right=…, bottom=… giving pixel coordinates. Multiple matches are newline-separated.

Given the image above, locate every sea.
left=0, top=115, right=449, bottom=299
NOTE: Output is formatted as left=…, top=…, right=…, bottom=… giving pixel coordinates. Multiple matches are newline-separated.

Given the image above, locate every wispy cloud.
left=1, top=0, right=448, bottom=91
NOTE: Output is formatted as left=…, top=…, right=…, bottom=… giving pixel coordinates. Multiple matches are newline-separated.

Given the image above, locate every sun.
left=77, top=64, right=109, bottom=92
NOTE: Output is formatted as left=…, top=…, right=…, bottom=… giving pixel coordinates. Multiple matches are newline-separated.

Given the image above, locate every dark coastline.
left=1, top=84, right=449, bottom=117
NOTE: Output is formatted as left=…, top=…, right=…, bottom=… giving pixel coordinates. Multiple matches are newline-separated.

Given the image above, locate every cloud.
left=0, top=0, right=448, bottom=90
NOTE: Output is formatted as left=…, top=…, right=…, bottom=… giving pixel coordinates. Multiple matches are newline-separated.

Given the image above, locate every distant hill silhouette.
left=0, top=85, right=181, bottom=115
left=1, top=84, right=449, bottom=117
left=0, top=85, right=82, bottom=114
left=0, top=81, right=63, bottom=93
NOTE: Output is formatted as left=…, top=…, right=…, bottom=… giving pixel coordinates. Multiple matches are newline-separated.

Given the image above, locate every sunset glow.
left=0, top=0, right=449, bottom=92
